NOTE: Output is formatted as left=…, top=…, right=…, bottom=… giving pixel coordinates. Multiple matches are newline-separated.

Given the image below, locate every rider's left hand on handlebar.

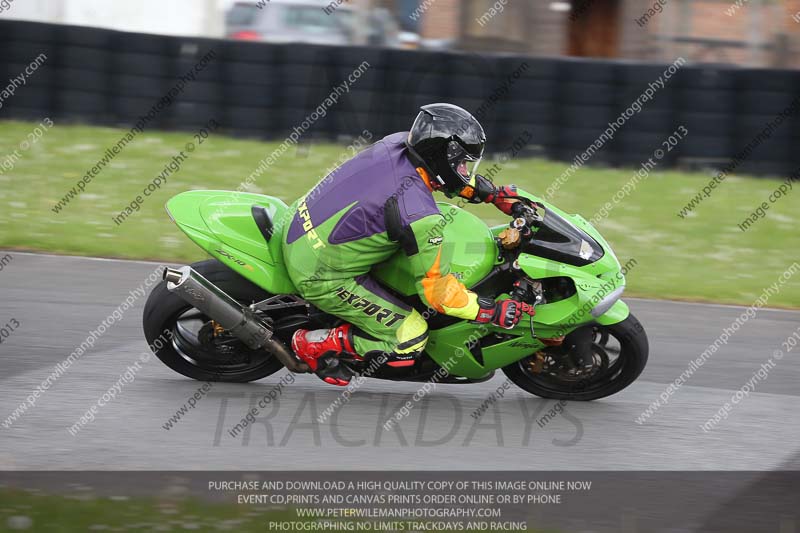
left=487, top=185, right=520, bottom=215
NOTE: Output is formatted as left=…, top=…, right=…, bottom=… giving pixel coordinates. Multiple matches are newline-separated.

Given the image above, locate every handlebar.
left=510, top=201, right=544, bottom=229
left=496, top=200, right=546, bottom=253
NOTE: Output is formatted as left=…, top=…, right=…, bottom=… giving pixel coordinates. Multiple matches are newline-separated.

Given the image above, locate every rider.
left=283, top=103, right=535, bottom=386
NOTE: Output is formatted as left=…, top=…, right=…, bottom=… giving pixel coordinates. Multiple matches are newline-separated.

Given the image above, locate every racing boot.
left=291, top=324, right=358, bottom=386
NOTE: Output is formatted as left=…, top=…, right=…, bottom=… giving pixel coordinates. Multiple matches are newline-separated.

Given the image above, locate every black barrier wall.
left=1, top=20, right=799, bottom=177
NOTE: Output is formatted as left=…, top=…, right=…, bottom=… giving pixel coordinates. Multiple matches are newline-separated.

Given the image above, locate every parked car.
left=226, top=0, right=355, bottom=45
left=225, top=0, right=401, bottom=47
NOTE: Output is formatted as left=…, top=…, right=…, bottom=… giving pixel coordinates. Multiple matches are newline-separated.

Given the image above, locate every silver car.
left=225, top=0, right=356, bottom=46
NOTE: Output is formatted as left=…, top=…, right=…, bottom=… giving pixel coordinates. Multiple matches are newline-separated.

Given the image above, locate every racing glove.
left=485, top=185, right=520, bottom=215
left=474, top=297, right=535, bottom=329
left=463, top=175, right=520, bottom=215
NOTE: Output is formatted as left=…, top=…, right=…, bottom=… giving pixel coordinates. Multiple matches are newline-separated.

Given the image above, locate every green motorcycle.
left=143, top=187, right=647, bottom=401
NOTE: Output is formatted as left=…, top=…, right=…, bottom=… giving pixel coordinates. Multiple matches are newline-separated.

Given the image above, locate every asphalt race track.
left=1, top=251, right=799, bottom=471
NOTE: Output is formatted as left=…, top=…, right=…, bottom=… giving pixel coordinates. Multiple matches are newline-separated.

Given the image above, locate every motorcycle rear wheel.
left=142, top=259, right=284, bottom=382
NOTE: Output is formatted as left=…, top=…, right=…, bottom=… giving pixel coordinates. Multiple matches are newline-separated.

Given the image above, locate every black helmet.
left=406, top=103, right=486, bottom=197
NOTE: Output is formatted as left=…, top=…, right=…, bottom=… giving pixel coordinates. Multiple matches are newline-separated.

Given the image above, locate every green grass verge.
left=0, top=120, right=796, bottom=308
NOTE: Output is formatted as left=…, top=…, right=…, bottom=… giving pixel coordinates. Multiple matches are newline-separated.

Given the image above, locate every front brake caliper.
left=211, top=320, right=225, bottom=337
left=529, top=351, right=547, bottom=374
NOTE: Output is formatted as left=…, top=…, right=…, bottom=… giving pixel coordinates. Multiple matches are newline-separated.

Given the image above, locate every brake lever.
left=511, top=278, right=542, bottom=339
left=526, top=203, right=545, bottom=225
left=511, top=201, right=545, bottom=227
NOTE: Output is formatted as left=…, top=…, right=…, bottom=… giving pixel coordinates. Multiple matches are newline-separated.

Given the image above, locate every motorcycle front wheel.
left=502, top=313, right=648, bottom=401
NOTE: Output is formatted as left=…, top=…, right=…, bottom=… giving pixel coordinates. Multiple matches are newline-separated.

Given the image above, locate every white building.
left=0, top=0, right=235, bottom=37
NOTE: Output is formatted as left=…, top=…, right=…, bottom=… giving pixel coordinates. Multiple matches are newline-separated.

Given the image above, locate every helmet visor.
left=447, top=141, right=482, bottom=185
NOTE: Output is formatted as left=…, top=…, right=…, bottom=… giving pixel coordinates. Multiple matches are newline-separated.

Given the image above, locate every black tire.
left=142, top=259, right=284, bottom=383
left=503, top=313, right=649, bottom=401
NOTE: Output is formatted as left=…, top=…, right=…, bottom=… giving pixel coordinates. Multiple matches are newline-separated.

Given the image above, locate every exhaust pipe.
left=262, top=336, right=310, bottom=374
left=163, top=266, right=309, bottom=373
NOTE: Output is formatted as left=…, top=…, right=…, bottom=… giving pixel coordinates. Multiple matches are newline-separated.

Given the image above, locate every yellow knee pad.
left=394, top=310, right=429, bottom=355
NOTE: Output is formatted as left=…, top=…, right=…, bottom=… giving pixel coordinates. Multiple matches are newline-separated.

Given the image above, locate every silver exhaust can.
left=163, top=266, right=271, bottom=350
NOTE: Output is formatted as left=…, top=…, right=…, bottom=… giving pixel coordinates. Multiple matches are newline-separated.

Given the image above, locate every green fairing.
left=166, top=190, right=297, bottom=295
left=166, top=187, right=630, bottom=379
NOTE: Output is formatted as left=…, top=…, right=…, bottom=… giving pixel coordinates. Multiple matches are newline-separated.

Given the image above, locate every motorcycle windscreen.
left=522, top=210, right=604, bottom=267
